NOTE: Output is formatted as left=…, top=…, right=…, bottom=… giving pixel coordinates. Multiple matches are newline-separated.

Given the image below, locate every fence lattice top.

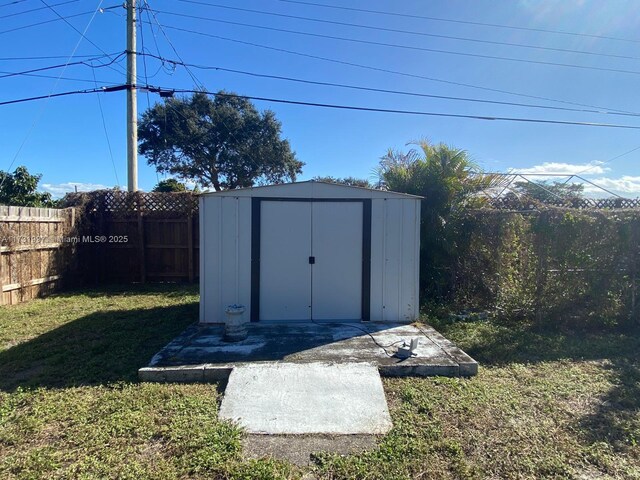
left=486, top=196, right=640, bottom=211
left=62, top=190, right=199, bottom=218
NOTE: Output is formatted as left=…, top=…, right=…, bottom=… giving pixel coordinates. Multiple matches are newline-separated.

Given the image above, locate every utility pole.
left=126, top=0, right=138, bottom=192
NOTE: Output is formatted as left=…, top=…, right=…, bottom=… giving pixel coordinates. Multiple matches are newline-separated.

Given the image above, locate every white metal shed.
left=199, top=181, right=421, bottom=324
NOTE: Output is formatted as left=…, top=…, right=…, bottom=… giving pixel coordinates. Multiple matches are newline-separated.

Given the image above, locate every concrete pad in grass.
left=219, top=362, right=393, bottom=435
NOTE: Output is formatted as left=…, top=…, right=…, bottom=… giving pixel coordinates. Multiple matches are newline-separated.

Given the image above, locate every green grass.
left=1, top=286, right=639, bottom=479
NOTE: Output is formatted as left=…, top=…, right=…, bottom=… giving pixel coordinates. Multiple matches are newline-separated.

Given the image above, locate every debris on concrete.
left=139, top=322, right=478, bottom=382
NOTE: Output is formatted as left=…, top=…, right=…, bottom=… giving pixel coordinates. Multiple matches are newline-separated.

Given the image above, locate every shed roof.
left=199, top=180, right=422, bottom=199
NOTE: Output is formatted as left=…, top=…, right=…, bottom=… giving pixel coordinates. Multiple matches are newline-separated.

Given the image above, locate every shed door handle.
left=309, top=256, right=315, bottom=264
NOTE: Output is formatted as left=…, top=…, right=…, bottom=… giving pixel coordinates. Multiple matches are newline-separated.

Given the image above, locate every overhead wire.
left=163, top=5, right=640, bottom=63
left=0, top=0, right=28, bottom=8
left=91, top=68, right=120, bottom=186
left=137, top=51, right=640, bottom=119
left=0, top=4, right=120, bottom=35
left=573, top=145, right=640, bottom=175
left=143, top=2, right=175, bottom=75
left=0, top=53, right=112, bottom=61
left=143, top=1, right=203, bottom=88
left=0, top=84, right=124, bottom=106
left=0, top=0, right=79, bottom=20
left=1, top=9, right=95, bottom=35
left=0, top=69, right=121, bottom=84
left=2, top=0, right=106, bottom=187
left=0, top=52, right=125, bottom=80
left=138, top=2, right=152, bottom=109
left=142, top=1, right=264, bottom=175
left=277, top=0, right=640, bottom=45
left=38, top=0, right=127, bottom=77
left=152, top=22, right=637, bottom=115
left=139, top=85, right=640, bottom=130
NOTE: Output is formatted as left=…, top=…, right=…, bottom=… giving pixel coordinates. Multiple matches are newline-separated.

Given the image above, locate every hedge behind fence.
left=453, top=209, right=640, bottom=328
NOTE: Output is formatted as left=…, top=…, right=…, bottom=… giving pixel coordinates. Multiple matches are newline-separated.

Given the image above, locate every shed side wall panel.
left=369, top=198, right=420, bottom=322
left=400, top=200, right=419, bottom=321
left=238, top=197, right=252, bottom=321
left=201, top=196, right=222, bottom=323
left=383, top=199, right=402, bottom=321
left=369, top=199, right=385, bottom=321
left=199, top=197, right=205, bottom=322
left=220, top=198, right=237, bottom=313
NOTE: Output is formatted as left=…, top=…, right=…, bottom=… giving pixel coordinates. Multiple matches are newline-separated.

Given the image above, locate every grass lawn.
left=1, top=285, right=638, bottom=479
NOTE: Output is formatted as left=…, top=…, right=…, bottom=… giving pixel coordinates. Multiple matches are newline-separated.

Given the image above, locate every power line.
left=2, top=0, right=106, bottom=185
left=154, top=9, right=640, bottom=77
left=138, top=2, right=152, bottom=110
left=0, top=53, right=111, bottom=61
left=0, top=69, right=120, bottom=84
left=92, top=68, right=120, bottom=186
left=143, top=2, right=273, bottom=176
left=138, top=51, right=640, bottom=119
left=166, top=5, right=640, bottom=63
left=0, top=52, right=125, bottom=80
left=39, top=0, right=127, bottom=76
left=0, top=0, right=28, bottom=9
left=142, top=1, right=174, bottom=75
left=0, top=9, right=94, bottom=35
left=0, top=5, right=120, bottom=36
left=574, top=145, right=640, bottom=175
left=143, top=85, right=640, bottom=130
left=277, top=0, right=640, bottom=45
left=154, top=22, right=637, bottom=115
left=143, top=1, right=203, bottom=89
left=0, top=84, right=124, bottom=106
left=0, top=0, right=79, bottom=19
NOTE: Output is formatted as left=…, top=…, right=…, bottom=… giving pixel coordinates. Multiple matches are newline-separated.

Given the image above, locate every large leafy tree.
left=378, top=141, right=493, bottom=300
left=0, top=166, right=54, bottom=207
left=152, top=178, right=187, bottom=192
left=510, top=180, right=584, bottom=203
left=138, top=91, right=303, bottom=190
left=313, top=176, right=375, bottom=188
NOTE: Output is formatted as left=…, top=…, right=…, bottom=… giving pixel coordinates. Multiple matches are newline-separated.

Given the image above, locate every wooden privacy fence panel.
left=0, top=206, right=76, bottom=305
left=95, top=214, right=198, bottom=283
left=63, top=190, right=200, bottom=284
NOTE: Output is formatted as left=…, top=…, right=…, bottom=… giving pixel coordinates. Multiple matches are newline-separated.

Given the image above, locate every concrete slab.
left=219, top=362, right=393, bottom=435
left=139, top=322, right=478, bottom=381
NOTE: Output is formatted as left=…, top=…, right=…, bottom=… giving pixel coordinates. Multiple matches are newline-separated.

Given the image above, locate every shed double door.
left=259, top=201, right=363, bottom=321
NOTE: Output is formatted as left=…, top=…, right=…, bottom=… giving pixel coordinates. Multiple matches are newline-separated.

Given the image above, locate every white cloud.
left=41, top=182, right=110, bottom=198
left=582, top=176, right=640, bottom=196
left=509, top=161, right=609, bottom=176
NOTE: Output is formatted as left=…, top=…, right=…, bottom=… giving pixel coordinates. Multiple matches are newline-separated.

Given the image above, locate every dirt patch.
left=243, top=434, right=379, bottom=466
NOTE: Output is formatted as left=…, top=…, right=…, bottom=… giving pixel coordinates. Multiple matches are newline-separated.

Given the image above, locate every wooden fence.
left=66, top=190, right=200, bottom=284
left=0, top=206, right=76, bottom=305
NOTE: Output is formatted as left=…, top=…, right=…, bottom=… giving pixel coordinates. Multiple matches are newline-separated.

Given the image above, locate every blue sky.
left=1, top=0, right=640, bottom=197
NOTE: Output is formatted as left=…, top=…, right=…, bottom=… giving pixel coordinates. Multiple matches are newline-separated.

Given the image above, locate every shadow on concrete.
left=0, top=302, right=197, bottom=392
left=142, top=322, right=478, bottom=379
left=149, top=322, right=406, bottom=366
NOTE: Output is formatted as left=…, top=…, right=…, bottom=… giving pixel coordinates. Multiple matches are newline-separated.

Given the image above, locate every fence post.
left=97, top=202, right=105, bottom=285
left=533, top=212, right=548, bottom=324
left=632, top=216, right=639, bottom=325
left=0, top=250, right=4, bottom=306
left=138, top=211, right=146, bottom=283
left=187, top=212, right=194, bottom=283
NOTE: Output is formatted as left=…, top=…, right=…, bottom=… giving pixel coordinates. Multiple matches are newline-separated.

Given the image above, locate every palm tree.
left=377, top=140, right=494, bottom=301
